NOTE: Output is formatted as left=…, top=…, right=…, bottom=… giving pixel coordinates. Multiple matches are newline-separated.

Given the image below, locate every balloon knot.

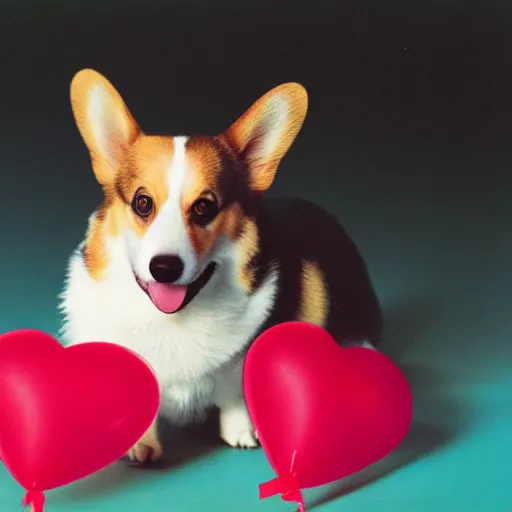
left=22, top=490, right=46, bottom=512
left=259, top=473, right=305, bottom=512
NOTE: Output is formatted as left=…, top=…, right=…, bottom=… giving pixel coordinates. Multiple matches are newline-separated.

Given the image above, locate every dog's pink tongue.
left=147, top=283, right=188, bottom=314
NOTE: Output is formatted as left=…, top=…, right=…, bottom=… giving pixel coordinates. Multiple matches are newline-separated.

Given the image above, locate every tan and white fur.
left=59, top=69, right=382, bottom=464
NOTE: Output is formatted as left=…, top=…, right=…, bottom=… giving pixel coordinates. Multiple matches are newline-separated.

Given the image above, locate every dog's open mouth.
left=135, top=262, right=217, bottom=314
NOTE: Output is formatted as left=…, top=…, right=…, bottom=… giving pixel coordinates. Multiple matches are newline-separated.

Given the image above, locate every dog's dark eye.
left=190, top=197, right=218, bottom=226
left=132, top=193, right=154, bottom=218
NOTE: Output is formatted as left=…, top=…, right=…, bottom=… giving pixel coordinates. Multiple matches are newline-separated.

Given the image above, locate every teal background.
left=0, top=1, right=509, bottom=511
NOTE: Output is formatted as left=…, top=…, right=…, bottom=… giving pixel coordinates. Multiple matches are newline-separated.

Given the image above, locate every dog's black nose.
left=149, top=255, right=184, bottom=283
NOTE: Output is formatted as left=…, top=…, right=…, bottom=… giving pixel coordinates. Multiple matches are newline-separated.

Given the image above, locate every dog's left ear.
left=70, top=69, right=141, bottom=188
left=225, top=83, right=308, bottom=192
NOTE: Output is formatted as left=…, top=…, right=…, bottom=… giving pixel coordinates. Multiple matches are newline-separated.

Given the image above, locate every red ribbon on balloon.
left=259, top=454, right=305, bottom=511
left=0, top=329, right=160, bottom=512
left=22, top=490, right=46, bottom=512
left=243, top=321, right=414, bottom=511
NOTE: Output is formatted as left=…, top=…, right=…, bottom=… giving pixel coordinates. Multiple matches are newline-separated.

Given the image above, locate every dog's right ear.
left=70, top=69, right=141, bottom=187
left=225, top=82, right=308, bottom=193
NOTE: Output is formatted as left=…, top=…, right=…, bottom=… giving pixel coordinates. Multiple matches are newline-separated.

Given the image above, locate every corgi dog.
left=59, top=69, right=383, bottom=464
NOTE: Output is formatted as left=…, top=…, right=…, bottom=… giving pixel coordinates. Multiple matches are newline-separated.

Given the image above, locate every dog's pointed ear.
left=70, top=69, right=141, bottom=187
left=225, top=83, right=308, bottom=192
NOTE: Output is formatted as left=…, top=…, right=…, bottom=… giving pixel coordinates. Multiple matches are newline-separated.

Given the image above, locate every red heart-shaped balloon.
left=0, top=329, right=159, bottom=492
left=244, top=322, right=413, bottom=491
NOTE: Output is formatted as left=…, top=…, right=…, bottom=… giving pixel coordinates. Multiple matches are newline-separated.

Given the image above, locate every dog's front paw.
left=126, top=439, right=163, bottom=465
left=219, top=404, right=259, bottom=449
left=125, top=419, right=163, bottom=465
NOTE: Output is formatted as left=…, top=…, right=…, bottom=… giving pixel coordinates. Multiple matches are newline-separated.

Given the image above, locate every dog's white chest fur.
left=59, top=235, right=277, bottom=426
